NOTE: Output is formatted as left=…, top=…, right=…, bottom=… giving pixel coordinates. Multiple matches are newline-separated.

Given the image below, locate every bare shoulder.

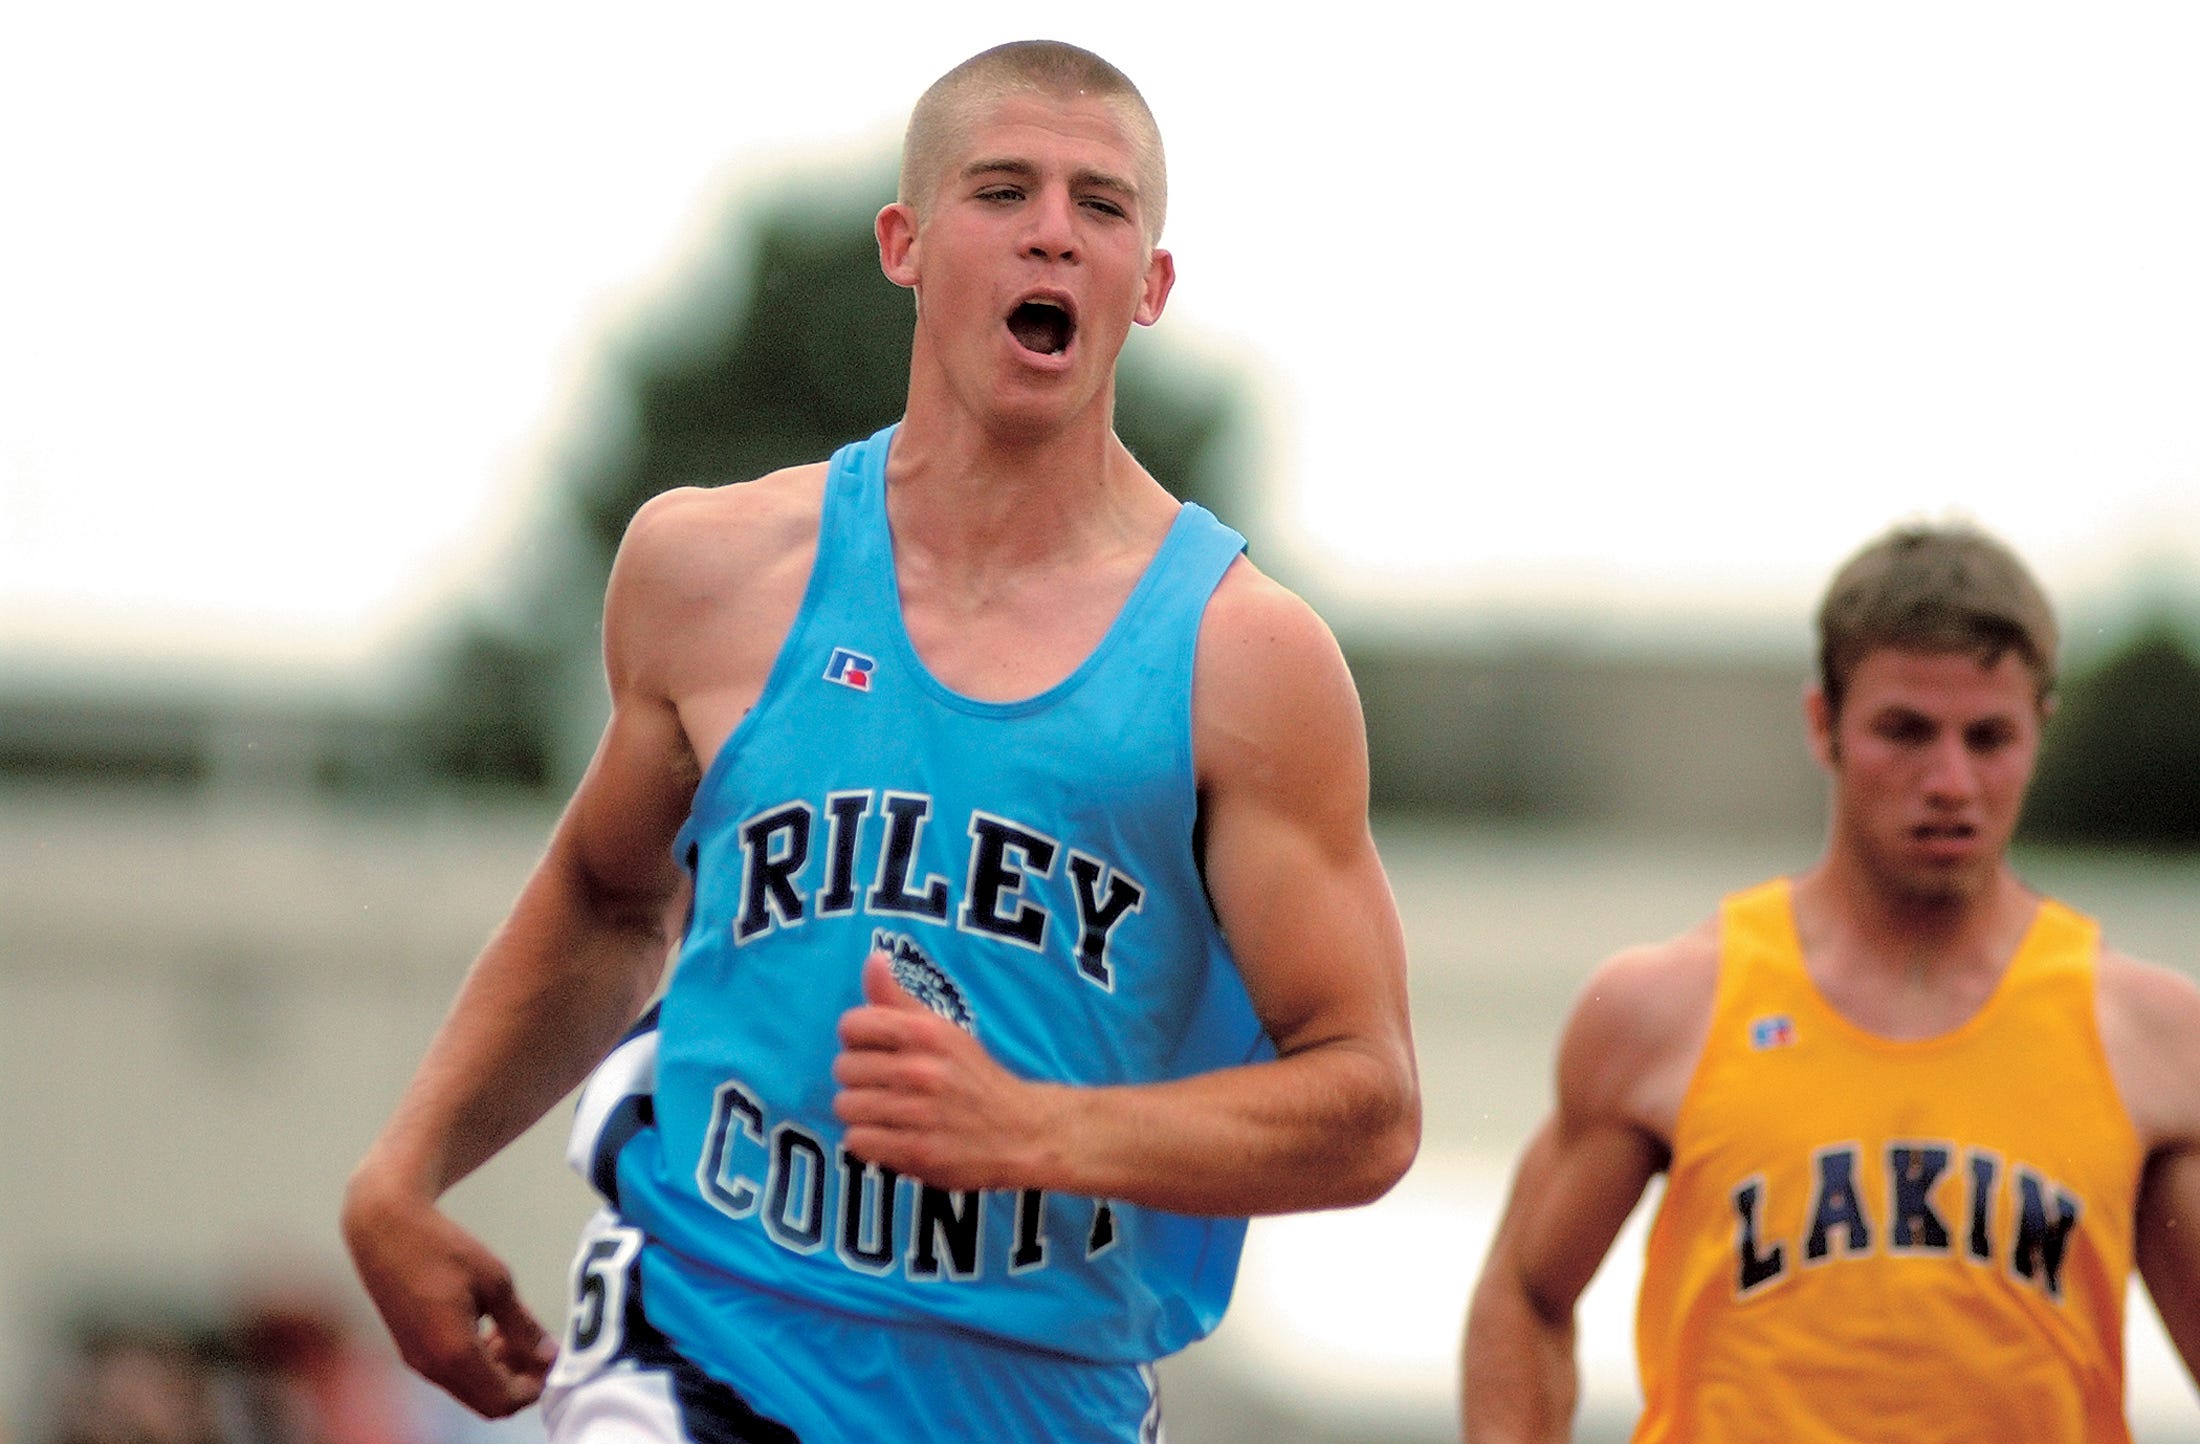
left=1557, top=917, right=1722, bottom=1141
left=604, top=463, right=828, bottom=690
left=2096, top=946, right=2200, bottom=1050
left=613, top=463, right=828, bottom=596
left=1192, top=559, right=1364, bottom=800
left=2098, top=945, right=2200, bottom=1152
left=2097, top=945, right=2200, bottom=1013
left=1197, top=558, right=1352, bottom=687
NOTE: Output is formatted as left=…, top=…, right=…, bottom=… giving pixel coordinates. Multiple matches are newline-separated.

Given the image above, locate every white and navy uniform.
left=545, top=424, right=1271, bottom=1442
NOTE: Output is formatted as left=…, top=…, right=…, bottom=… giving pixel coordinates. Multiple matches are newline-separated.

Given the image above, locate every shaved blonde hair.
left=899, top=40, right=1168, bottom=246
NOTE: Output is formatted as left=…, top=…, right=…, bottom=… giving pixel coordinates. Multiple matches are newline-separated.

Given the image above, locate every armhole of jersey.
left=1185, top=528, right=1251, bottom=933
left=1177, top=510, right=1248, bottom=834
left=1665, top=892, right=1762, bottom=1159
left=683, top=437, right=876, bottom=832
left=2062, top=907, right=2146, bottom=1159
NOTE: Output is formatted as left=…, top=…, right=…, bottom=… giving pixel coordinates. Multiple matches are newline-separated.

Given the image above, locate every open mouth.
left=1911, top=822, right=1978, bottom=856
left=1006, top=298, right=1075, bottom=357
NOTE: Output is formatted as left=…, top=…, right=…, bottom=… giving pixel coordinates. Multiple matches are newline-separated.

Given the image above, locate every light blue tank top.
left=586, top=424, right=1272, bottom=1391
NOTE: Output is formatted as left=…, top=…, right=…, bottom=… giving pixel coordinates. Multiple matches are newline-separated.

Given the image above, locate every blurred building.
left=1352, top=640, right=1820, bottom=832
left=0, top=668, right=579, bottom=1442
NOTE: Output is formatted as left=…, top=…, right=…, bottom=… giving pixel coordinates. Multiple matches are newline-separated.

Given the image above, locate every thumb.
left=478, top=1270, right=556, bottom=1373
left=863, top=949, right=926, bottom=1011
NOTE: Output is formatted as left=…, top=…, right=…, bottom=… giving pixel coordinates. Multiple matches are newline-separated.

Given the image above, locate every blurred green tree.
left=2024, top=619, right=2200, bottom=850
left=407, top=166, right=1251, bottom=793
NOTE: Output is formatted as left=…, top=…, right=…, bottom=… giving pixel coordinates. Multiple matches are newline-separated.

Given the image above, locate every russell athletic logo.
left=823, top=647, right=876, bottom=691
left=1750, top=1014, right=1797, bottom=1050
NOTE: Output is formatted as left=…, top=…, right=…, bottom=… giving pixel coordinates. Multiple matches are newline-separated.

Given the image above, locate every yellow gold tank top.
left=1631, top=878, right=2141, bottom=1443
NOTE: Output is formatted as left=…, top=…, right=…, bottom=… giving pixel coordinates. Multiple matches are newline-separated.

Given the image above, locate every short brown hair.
left=1816, top=522, right=2059, bottom=715
left=899, top=40, right=1168, bottom=246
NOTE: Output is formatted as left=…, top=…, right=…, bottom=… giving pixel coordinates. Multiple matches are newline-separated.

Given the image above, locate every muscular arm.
left=2137, top=1146, right=2200, bottom=1384
left=834, top=565, right=1420, bottom=1215
left=351, top=702, right=693, bottom=1199
left=340, top=493, right=716, bottom=1414
left=1462, top=937, right=1713, bottom=1443
left=2103, top=951, right=2200, bottom=1385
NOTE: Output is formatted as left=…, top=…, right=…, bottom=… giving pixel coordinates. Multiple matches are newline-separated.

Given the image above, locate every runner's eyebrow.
left=963, top=157, right=1140, bottom=200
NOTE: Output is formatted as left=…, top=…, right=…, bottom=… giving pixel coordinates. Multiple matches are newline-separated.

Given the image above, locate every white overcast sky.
left=4, top=2, right=2199, bottom=675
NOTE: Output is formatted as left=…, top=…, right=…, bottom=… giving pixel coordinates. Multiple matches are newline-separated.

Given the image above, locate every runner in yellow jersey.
left=1461, top=522, right=2200, bottom=1442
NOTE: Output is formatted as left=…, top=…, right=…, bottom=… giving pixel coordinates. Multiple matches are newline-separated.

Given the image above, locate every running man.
left=1462, top=522, right=2200, bottom=1440
left=343, top=39, right=1420, bottom=1444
